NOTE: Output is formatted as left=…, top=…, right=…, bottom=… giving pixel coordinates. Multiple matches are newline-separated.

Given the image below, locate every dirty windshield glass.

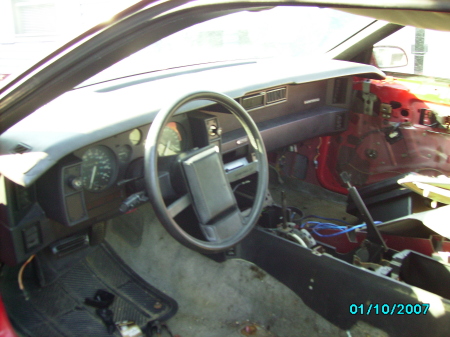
left=80, top=6, right=374, bottom=86
left=0, top=0, right=139, bottom=88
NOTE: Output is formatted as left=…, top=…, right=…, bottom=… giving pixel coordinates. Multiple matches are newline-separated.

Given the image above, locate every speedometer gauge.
left=157, top=122, right=185, bottom=156
left=81, top=145, right=117, bottom=192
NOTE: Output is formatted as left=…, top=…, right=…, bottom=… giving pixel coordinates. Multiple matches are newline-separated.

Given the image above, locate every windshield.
left=0, top=0, right=140, bottom=89
left=80, top=6, right=374, bottom=86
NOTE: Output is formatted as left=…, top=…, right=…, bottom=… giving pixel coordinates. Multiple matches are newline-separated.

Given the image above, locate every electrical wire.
left=232, top=180, right=251, bottom=192
left=416, top=168, right=447, bottom=176
left=313, top=137, right=322, bottom=168
left=18, top=254, right=35, bottom=294
left=288, top=233, right=308, bottom=248
left=269, top=164, right=284, bottom=184
left=300, top=215, right=381, bottom=238
left=302, top=221, right=367, bottom=237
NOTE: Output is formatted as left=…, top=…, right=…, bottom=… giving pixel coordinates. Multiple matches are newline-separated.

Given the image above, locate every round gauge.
left=129, top=129, right=142, bottom=145
left=81, top=145, right=117, bottom=192
left=117, top=145, right=132, bottom=163
left=157, top=122, right=185, bottom=156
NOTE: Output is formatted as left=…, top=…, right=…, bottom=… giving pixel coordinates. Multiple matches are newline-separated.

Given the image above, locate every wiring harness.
left=299, top=215, right=382, bottom=238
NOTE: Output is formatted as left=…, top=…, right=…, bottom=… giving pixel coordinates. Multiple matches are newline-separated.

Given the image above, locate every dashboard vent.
left=332, top=77, right=348, bottom=105
left=14, top=184, right=34, bottom=211
left=12, top=143, right=31, bottom=154
left=50, top=234, right=89, bottom=257
left=22, top=223, right=42, bottom=252
left=266, top=87, right=287, bottom=104
left=241, top=86, right=287, bottom=111
left=241, top=93, right=265, bottom=110
left=335, top=112, right=347, bottom=131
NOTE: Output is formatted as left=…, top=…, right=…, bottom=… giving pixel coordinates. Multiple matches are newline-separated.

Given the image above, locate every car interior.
left=1, top=2, right=450, bottom=337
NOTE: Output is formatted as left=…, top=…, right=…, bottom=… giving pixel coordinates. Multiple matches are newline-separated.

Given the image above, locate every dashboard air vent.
left=241, top=86, right=287, bottom=111
left=241, top=93, right=265, bottom=110
left=332, top=77, right=348, bottom=105
left=14, top=184, right=34, bottom=211
left=12, top=143, right=31, bottom=154
left=266, top=87, right=287, bottom=104
left=50, top=234, right=89, bottom=257
left=335, top=112, right=347, bottom=131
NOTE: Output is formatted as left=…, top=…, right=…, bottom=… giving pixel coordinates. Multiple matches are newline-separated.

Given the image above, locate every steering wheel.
left=145, top=91, right=268, bottom=253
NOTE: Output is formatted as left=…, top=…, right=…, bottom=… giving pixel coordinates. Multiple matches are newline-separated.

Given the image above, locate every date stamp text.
left=349, top=303, right=430, bottom=315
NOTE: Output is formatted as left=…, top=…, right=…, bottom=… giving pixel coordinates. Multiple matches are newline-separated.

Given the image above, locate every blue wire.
left=300, top=216, right=382, bottom=238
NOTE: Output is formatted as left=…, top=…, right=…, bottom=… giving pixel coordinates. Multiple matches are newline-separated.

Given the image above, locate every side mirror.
left=372, top=46, right=408, bottom=68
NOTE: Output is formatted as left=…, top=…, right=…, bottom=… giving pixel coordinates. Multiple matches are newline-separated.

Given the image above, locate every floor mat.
left=0, top=243, right=178, bottom=337
left=109, top=209, right=145, bottom=247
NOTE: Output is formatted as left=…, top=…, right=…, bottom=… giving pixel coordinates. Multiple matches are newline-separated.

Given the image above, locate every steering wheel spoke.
left=167, top=194, right=192, bottom=218
left=226, top=159, right=259, bottom=183
left=199, top=210, right=245, bottom=243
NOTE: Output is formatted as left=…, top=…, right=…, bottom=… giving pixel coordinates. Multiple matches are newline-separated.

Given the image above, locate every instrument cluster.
left=78, top=122, right=187, bottom=193
left=43, top=111, right=218, bottom=227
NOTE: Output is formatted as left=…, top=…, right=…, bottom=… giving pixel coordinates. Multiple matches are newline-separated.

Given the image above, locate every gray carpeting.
left=105, top=178, right=386, bottom=337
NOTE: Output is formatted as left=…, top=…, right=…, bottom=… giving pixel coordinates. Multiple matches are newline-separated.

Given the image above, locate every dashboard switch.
left=188, top=111, right=221, bottom=147
left=119, top=191, right=148, bottom=213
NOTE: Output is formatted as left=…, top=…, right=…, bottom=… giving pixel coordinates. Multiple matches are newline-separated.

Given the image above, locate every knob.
left=209, top=124, right=217, bottom=136
left=209, top=124, right=222, bottom=137
left=69, top=177, right=83, bottom=190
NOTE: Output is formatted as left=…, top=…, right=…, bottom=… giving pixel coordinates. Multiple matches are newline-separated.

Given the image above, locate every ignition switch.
left=208, top=124, right=222, bottom=137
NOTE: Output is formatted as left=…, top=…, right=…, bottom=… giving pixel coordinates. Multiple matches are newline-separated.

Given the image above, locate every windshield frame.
left=2, top=0, right=450, bottom=133
left=78, top=6, right=377, bottom=88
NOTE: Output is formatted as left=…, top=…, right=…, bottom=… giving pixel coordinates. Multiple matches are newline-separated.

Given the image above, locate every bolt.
left=389, top=131, right=399, bottom=138
left=241, top=324, right=258, bottom=336
left=365, top=149, right=378, bottom=159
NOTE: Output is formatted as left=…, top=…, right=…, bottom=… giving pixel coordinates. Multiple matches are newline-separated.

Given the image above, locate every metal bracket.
left=362, top=80, right=377, bottom=116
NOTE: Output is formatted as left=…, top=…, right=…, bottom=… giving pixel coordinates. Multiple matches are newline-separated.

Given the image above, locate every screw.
left=241, top=324, right=258, bottom=335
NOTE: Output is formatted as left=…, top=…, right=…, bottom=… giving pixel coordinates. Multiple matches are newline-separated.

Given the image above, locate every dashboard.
left=0, top=59, right=384, bottom=266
